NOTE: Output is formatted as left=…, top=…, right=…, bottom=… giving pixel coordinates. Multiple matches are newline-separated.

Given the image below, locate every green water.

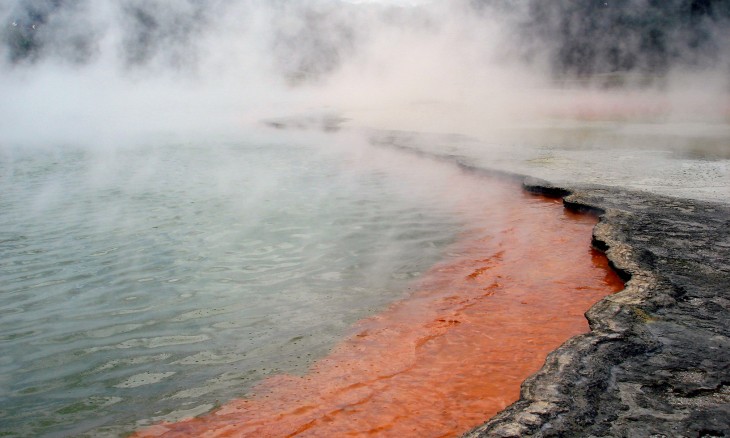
left=0, top=136, right=463, bottom=437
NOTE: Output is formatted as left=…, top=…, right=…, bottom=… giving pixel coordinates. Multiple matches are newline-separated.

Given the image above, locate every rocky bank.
left=463, top=177, right=730, bottom=437
left=272, top=124, right=729, bottom=437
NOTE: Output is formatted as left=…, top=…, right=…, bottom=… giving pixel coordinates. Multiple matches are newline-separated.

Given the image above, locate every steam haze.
left=2, top=0, right=727, bottom=149
left=1, top=2, right=729, bottom=435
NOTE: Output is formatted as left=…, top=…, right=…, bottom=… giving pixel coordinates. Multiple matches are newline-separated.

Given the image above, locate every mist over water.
left=2, top=0, right=729, bottom=143
left=1, top=1, right=729, bottom=436
left=1, top=133, right=475, bottom=436
left=1, top=0, right=727, bottom=157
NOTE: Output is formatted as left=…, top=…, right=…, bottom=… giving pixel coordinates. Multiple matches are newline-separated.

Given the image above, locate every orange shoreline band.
left=135, top=179, right=624, bottom=438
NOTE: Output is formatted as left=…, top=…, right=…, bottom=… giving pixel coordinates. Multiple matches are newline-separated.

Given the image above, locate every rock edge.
left=463, top=177, right=730, bottom=438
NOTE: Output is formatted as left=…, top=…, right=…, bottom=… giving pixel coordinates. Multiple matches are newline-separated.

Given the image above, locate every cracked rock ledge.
left=463, top=177, right=730, bottom=438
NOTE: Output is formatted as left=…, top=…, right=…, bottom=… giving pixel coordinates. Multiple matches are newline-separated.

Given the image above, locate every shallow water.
left=0, top=134, right=466, bottom=437
left=133, top=146, right=624, bottom=438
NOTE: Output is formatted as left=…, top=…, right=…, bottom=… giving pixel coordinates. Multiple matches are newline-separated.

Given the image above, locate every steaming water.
left=0, top=134, right=463, bottom=437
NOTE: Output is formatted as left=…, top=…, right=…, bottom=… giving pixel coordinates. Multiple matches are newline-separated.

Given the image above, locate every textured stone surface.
left=464, top=180, right=730, bottom=438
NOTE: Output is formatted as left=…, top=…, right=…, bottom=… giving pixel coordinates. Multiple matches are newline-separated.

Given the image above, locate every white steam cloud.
left=0, top=0, right=728, bottom=149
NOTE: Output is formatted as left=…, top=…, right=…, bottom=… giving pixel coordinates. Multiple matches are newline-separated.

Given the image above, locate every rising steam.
left=1, top=0, right=728, bottom=148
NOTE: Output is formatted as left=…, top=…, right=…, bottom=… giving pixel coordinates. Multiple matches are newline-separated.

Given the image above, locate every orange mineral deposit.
left=135, top=177, right=624, bottom=438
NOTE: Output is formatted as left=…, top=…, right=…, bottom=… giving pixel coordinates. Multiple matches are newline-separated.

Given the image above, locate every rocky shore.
left=463, top=177, right=730, bottom=437
left=269, top=124, right=729, bottom=437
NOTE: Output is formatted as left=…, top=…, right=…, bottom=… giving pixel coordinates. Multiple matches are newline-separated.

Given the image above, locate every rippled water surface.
left=0, top=135, right=463, bottom=437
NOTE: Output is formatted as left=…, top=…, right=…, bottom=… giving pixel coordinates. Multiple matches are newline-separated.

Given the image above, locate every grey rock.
left=464, top=181, right=730, bottom=437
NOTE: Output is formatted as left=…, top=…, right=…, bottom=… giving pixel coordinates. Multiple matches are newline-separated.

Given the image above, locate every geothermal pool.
left=0, top=134, right=461, bottom=436
left=0, top=131, right=622, bottom=437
